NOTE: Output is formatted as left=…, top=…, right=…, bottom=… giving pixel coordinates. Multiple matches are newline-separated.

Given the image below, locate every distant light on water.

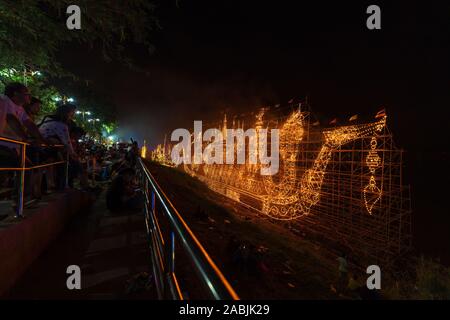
left=141, top=140, right=147, bottom=158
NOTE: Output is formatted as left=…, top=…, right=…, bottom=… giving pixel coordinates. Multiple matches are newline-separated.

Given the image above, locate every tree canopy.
left=0, top=0, right=160, bottom=139
left=0, top=0, right=158, bottom=74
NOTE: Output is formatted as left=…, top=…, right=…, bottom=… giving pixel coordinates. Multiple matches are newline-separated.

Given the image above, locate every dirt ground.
left=146, top=161, right=348, bottom=300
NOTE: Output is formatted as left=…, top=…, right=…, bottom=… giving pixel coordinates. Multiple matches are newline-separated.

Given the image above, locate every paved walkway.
left=5, top=190, right=156, bottom=299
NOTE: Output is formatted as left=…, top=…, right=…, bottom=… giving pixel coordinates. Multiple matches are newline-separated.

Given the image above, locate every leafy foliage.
left=0, top=68, right=59, bottom=114
left=0, top=0, right=159, bottom=75
left=384, top=256, right=450, bottom=300
left=0, top=68, right=117, bottom=138
left=0, top=0, right=159, bottom=137
left=414, top=256, right=450, bottom=299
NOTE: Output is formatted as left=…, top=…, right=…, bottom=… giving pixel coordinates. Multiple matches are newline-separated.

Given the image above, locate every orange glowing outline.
left=148, top=170, right=240, bottom=300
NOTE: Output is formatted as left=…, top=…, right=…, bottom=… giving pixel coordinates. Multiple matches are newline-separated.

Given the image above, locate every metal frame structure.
left=137, top=158, right=239, bottom=300
left=166, top=106, right=412, bottom=268
left=297, top=116, right=412, bottom=267
left=0, top=136, right=68, bottom=217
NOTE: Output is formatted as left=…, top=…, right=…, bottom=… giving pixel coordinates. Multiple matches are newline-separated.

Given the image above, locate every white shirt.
left=39, top=119, right=75, bottom=155
left=0, top=94, right=30, bottom=150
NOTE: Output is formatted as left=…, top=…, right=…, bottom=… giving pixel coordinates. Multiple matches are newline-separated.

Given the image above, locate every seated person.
left=69, top=126, right=89, bottom=189
left=106, top=167, right=142, bottom=213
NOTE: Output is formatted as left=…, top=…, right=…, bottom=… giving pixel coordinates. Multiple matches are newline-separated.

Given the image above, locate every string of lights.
left=151, top=107, right=411, bottom=266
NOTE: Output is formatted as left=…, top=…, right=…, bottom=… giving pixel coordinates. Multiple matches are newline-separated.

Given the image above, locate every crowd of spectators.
left=0, top=82, right=142, bottom=216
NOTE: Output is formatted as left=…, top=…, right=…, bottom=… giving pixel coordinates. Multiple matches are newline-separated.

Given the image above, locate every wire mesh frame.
left=297, top=119, right=412, bottom=268
left=159, top=110, right=412, bottom=269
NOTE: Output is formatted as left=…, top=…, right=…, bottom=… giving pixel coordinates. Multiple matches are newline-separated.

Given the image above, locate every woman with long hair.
left=38, top=104, right=78, bottom=189
left=39, top=104, right=77, bottom=158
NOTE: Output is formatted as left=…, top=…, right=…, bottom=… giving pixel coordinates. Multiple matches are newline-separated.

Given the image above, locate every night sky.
left=58, top=1, right=449, bottom=148
left=58, top=1, right=450, bottom=258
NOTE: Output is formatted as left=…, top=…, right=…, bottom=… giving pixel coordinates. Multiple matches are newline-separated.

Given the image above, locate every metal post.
left=170, top=231, right=175, bottom=273
left=151, top=190, right=156, bottom=215
left=65, top=151, right=69, bottom=188
left=137, top=158, right=239, bottom=300
left=17, top=143, right=26, bottom=218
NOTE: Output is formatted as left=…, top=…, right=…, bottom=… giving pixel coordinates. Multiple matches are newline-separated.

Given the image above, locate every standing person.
left=38, top=104, right=78, bottom=189
left=0, top=83, right=45, bottom=166
left=0, top=93, right=24, bottom=166
left=0, top=89, right=23, bottom=189
left=0, top=83, right=45, bottom=145
left=126, top=139, right=139, bottom=167
left=336, top=252, right=349, bottom=296
left=0, top=84, right=47, bottom=209
left=24, top=97, right=45, bottom=199
left=24, top=97, right=42, bottom=123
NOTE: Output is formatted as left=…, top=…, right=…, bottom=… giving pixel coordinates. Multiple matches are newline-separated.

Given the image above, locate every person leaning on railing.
left=38, top=104, right=79, bottom=190
left=0, top=83, right=60, bottom=207
left=0, top=83, right=48, bottom=167
left=23, top=97, right=46, bottom=199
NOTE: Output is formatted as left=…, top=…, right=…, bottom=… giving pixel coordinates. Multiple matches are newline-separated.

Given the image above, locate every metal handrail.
left=0, top=135, right=69, bottom=217
left=137, top=157, right=239, bottom=300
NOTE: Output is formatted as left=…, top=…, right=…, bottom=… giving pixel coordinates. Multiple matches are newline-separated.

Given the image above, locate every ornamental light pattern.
left=153, top=104, right=412, bottom=265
